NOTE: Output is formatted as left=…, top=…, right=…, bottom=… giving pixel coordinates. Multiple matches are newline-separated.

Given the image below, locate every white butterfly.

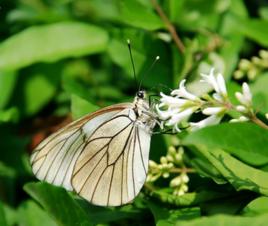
left=30, top=90, right=157, bottom=206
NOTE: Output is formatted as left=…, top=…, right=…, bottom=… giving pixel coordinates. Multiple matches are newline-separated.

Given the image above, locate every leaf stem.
left=150, top=0, right=185, bottom=54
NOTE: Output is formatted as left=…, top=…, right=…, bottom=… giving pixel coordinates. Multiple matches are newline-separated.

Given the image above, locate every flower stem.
left=150, top=0, right=185, bottom=54
left=169, top=168, right=196, bottom=174
left=250, top=115, right=268, bottom=130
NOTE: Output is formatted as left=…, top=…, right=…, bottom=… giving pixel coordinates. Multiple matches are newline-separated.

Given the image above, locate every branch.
left=151, top=0, right=185, bottom=53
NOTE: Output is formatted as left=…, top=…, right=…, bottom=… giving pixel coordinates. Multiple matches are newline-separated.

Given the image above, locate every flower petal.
left=216, top=73, right=227, bottom=96
left=190, top=114, right=222, bottom=131
left=242, top=82, right=252, bottom=104
left=202, top=107, right=224, bottom=115
left=171, top=79, right=199, bottom=101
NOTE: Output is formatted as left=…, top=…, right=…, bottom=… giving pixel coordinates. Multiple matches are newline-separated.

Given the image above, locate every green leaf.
left=12, top=63, right=61, bottom=116
left=75, top=199, right=144, bottom=225
left=242, top=197, right=268, bottom=216
left=251, top=73, right=268, bottom=113
left=183, top=123, right=268, bottom=166
left=24, top=182, right=144, bottom=225
left=200, top=191, right=255, bottom=215
left=0, top=201, right=8, bottom=226
left=172, top=0, right=229, bottom=31
left=0, top=22, right=108, bottom=71
left=0, top=161, right=16, bottom=178
left=0, top=107, right=19, bottom=123
left=0, top=71, right=17, bottom=109
left=18, top=200, right=57, bottom=226
left=108, top=30, right=173, bottom=88
left=2, top=204, right=18, bottom=226
left=150, top=189, right=232, bottom=207
left=71, top=94, right=99, bottom=120
left=24, top=182, right=93, bottom=226
left=173, top=213, right=268, bottom=226
left=189, top=146, right=268, bottom=196
left=117, top=0, right=164, bottom=30
left=147, top=200, right=200, bottom=226
left=232, top=16, right=268, bottom=47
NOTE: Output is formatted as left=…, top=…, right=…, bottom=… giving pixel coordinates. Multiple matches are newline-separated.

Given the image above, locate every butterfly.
left=30, top=90, right=157, bottom=206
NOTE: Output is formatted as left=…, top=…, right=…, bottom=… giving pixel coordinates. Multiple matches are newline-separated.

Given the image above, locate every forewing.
left=30, top=103, right=131, bottom=191
left=72, top=109, right=152, bottom=206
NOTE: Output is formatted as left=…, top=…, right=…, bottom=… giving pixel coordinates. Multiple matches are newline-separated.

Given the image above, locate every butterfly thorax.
left=133, top=93, right=156, bottom=133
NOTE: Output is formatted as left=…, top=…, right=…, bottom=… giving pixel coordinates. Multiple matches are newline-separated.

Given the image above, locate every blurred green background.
left=1, top=0, right=268, bottom=225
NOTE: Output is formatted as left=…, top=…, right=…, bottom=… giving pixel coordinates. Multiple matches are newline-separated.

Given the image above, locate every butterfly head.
left=136, top=90, right=146, bottom=99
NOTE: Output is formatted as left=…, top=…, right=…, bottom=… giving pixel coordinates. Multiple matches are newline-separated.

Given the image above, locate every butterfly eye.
left=137, top=91, right=145, bottom=99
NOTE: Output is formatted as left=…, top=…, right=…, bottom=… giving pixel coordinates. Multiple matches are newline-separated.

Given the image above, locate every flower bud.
left=170, top=176, right=182, bottom=187
left=160, top=156, right=168, bottom=164
left=181, top=173, right=189, bottom=183
left=260, top=50, right=268, bottom=59
left=239, top=59, right=251, bottom=70
left=149, top=160, right=158, bottom=169
left=168, top=146, right=176, bottom=155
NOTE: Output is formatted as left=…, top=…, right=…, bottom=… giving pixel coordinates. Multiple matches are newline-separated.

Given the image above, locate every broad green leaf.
left=174, top=213, right=268, bottom=226
left=259, top=7, right=268, bottom=20
left=108, top=38, right=145, bottom=78
left=0, top=127, right=28, bottom=174
left=183, top=123, right=268, bottom=166
left=0, top=161, right=16, bottom=178
left=24, top=182, right=93, bottom=226
left=0, top=71, right=17, bottom=109
left=0, top=22, right=108, bottom=71
left=108, top=29, right=172, bottom=88
left=150, top=189, right=231, bottom=207
left=12, top=63, right=61, bottom=116
left=0, top=201, right=8, bottom=226
left=71, top=94, right=99, bottom=119
left=232, top=16, right=268, bottom=47
left=200, top=191, right=255, bottom=215
left=75, top=199, right=144, bottom=225
left=18, top=200, right=57, bottom=226
left=218, top=0, right=248, bottom=79
left=251, top=73, right=268, bottom=113
left=117, top=0, right=164, bottom=30
left=0, top=107, right=19, bottom=123
left=190, top=146, right=268, bottom=196
left=147, top=200, right=200, bottom=226
left=24, top=182, right=144, bottom=225
left=172, top=0, right=229, bottom=31
left=242, top=197, right=268, bottom=216
left=2, top=204, right=17, bottom=226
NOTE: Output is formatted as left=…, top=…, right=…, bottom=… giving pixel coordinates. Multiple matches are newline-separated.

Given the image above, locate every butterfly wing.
left=30, top=103, right=131, bottom=191
left=71, top=108, right=151, bottom=206
left=30, top=102, right=152, bottom=206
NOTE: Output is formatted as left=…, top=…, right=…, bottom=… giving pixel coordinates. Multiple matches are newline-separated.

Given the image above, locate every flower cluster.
left=156, top=68, right=255, bottom=132
left=147, top=146, right=190, bottom=196
left=234, top=49, right=268, bottom=80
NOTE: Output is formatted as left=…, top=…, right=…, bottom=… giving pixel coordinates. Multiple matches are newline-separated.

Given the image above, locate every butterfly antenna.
left=138, top=56, right=160, bottom=91
left=127, top=39, right=138, bottom=90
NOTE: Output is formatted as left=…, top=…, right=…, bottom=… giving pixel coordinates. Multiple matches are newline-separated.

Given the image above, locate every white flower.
left=171, top=79, right=199, bottom=101
left=190, top=114, right=223, bottom=131
left=202, top=107, right=225, bottom=115
left=230, top=116, right=249, bottom=123
left=166, top=108, right=196, bottom=132
left=201, top=68, right=227, bottom=99
left=159, top=92, right=188, bottom=108
left=156, top=105, right=179, bottom=120
left=235, top=82, right=252, bottom=107
left=236, top=105, right=247, bottom=113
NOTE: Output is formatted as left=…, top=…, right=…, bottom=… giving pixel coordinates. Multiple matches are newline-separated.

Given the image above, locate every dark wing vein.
left=73, top=120, right=133, bottom=177
left=136, top=128, right=146, bottom=175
